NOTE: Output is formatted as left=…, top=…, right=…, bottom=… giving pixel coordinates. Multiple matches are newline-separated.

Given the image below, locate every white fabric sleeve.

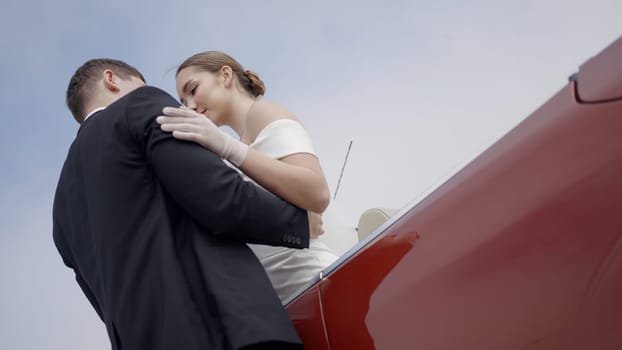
left=250, top=119, right=317, bottom=159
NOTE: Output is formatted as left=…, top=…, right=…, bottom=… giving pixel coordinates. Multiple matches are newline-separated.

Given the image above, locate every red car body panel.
left=287, top=286, right=332, bottom=350
left=286, top=36, right=622, bottom=349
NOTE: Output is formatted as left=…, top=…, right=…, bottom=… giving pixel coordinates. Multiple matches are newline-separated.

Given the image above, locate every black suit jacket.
left=53, top=86, right=309, bottom=350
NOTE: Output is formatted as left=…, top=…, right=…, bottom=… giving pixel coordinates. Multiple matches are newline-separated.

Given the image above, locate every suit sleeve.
left=53, top=196, right=104, bottom=321
left=126, top=86, right=309, bottom=248
left=75, top=273, right=104, bottom=321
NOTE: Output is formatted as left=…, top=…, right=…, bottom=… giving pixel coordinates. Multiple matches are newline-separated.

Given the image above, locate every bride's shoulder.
left=246, top=100, right=300, bottom=142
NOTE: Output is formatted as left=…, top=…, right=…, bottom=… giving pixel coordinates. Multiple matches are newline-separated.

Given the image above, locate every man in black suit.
left=53, top=58, right=320, bottom=350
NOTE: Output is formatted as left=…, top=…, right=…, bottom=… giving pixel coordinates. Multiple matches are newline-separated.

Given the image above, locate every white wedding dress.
left=242, top=119, right=339, bottom=303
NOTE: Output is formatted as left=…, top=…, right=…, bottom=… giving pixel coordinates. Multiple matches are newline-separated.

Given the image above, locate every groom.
left=53, top=58, right=318, bottom=350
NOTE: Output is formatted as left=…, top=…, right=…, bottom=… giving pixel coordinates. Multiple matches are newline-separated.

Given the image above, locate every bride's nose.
left=185, top=99, right=198, bottom=111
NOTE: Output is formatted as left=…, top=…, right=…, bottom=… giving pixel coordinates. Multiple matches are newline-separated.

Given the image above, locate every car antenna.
left=333, top=140, right=353, bottom=200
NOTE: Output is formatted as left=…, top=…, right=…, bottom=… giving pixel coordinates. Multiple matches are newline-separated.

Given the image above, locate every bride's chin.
left=208, top=114, right=225, bottom=127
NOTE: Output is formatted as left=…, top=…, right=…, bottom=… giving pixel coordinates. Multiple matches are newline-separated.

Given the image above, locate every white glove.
left=157, top=107, right=248, bottom=166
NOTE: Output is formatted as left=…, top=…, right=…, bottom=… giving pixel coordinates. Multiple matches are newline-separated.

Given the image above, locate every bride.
left=157, top=51, right=339, bottom=302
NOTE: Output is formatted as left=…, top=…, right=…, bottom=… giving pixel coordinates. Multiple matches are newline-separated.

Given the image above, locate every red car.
left=285, top=35, right=622, bottom=349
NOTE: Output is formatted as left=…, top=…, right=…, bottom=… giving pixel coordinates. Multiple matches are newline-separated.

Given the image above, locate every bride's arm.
left=239, top=147, right=330, bottom=213
left=238, top=102, right=330, bottom=213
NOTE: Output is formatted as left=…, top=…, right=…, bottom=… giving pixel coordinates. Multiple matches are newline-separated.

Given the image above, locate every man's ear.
left=221, top=65, right=233, bottom=88
left=102, top=69, right=120, bottom=92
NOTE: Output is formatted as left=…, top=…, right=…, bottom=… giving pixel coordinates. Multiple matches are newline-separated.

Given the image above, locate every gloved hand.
left=157, top=107, right=248, bottom=167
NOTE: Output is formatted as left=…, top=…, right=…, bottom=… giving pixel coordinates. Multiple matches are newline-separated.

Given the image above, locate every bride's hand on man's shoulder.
left=156, top=107, right=248, bottom=166
left=156, top=106, right=222, bottom=149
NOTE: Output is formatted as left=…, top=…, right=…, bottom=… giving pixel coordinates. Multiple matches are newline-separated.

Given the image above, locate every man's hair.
left=66, top=58, right=146, bottom=123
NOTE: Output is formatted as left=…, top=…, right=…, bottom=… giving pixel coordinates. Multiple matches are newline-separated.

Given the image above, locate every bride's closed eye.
left=190, top=85, right=198, bottom=96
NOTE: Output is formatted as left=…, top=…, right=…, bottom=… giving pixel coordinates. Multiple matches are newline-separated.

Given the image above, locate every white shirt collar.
left=83, top=107, right=106, bottom=121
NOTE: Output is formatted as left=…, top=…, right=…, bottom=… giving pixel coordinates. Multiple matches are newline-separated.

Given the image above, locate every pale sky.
left=1, top=0, right=621, bottom=348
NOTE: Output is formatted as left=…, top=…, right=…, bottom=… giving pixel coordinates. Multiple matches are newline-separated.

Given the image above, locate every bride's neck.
left=228, top=93, right=257, bottom=140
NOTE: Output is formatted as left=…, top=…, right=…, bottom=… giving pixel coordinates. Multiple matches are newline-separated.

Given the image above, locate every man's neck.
left=83, top=106, right=106, bottom=121
left=83, top=94, right=116, bottom=122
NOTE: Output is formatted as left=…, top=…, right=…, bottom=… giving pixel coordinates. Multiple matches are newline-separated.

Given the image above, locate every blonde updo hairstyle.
left=177, top=51, right=265, bottom=97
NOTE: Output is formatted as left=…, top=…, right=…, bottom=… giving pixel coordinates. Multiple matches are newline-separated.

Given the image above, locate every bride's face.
left=176, top=67, right=231, bottom=126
